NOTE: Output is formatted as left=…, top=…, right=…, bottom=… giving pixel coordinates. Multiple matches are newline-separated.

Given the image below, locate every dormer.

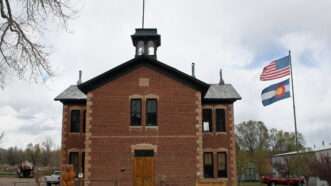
left=131, top=28, right=161, bottom=58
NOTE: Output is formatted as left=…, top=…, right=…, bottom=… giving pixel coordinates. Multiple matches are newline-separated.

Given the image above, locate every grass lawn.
left=239, top=182, right=265, bottom=186
left=0, top=171, right=16, bottom=177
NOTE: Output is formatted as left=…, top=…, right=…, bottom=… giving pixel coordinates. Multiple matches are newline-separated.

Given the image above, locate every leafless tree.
left=0, top=131, right=4, bottom=143
left=42, top=136, right=53, bottom=166
left=0, top=0, right=75, bottom=87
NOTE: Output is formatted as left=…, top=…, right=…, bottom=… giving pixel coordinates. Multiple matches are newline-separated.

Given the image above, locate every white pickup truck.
left=44, top=171, right=61, bottom=186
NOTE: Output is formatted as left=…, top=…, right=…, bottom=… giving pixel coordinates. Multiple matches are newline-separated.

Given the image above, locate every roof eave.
left=203, top=98, right=241, bottom=104
left=54, top=98, right=87, bottom=104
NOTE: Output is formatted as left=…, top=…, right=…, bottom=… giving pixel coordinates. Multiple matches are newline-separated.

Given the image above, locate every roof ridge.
left=78, top=56, right=209, bottom=93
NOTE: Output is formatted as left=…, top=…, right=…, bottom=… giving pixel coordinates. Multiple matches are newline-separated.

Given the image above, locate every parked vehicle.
left=261, top=176, right=305, bottom=186
left=16, top=161, right=34, bottom=178
left=44, top=170, right=61, bottom=186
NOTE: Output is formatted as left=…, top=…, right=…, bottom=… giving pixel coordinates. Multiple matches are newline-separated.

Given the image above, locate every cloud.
left=0, top=0, right=330, bottom=149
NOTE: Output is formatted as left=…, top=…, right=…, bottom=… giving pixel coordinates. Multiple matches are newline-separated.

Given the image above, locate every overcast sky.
left=0, top=0, right=330, bottom=149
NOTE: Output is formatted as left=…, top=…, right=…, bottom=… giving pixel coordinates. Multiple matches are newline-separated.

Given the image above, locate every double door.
left=133, top=150, right=154, bottom=186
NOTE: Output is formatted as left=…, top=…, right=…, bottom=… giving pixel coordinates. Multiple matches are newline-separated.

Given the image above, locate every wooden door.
left=134, top=150, right=154, bottom=186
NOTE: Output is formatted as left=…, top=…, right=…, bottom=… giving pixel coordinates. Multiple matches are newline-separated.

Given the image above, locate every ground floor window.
left=203, top=152, right=214, bottom=178
left=82, top=152, right=85, bottom=175
left=69, top=152, right=79, bottom=175
left=203, top=151, right=228, bottom=178
left=217, top=152, right=227, bottom=178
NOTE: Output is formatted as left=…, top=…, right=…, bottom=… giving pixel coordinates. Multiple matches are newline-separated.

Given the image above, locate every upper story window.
left=137, top=41, right=145, bottom=55
left=203, top=152, right=214, bottom=178
left=131, top=99, right=142, bottom=126
left=216, top=109, right=226, bottom=132
left=202, top=109, right=212, bottom=132
left=146, top=99, right=157, bottom=126
left=217, top=152, right=227, bottom=178
left=70, top=110, right=81, bottom=133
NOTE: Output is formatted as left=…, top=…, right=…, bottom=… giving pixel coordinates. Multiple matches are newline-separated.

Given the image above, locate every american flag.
left=260, top=55, right=291, bottom=81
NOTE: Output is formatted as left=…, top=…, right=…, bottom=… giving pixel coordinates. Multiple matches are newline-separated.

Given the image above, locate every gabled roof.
left=78, top=56, right=209, bottom=93
left=54, top=85, right=86, bottom=103
left=55, top=56, right=241, bottom=104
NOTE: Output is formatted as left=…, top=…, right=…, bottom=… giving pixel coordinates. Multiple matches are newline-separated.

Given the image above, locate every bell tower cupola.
left=131, top=28, right=161, bottom=58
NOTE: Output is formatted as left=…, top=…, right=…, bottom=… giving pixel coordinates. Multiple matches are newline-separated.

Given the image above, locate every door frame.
left=133, top=149, right=155, bottom=186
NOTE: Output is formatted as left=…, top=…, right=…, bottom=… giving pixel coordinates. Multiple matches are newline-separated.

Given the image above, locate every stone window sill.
left=203, top=132, right=227, bottom=136
left=200, top=178, right=228, bottom=183
left=145, top=126, right=159, bottom=130
left=68, top=132, right=85, bottom=135
left=215, top=132, right=227, bottom=135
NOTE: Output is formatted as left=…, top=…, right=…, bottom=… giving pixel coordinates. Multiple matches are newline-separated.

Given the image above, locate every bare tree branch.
left=0, top=0, right=75, bottom=86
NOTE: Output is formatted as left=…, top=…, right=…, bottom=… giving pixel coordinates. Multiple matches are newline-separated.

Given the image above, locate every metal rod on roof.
left=192, top=62, right=195, bottom=77
left=142, top=0, right=145, bottom=28
left=77, top=70, right=82, bottom=85
left=219, top=69, right=225, bottom=85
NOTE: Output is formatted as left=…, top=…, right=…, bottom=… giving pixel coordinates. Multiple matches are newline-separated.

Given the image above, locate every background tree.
left=25, top=143, right=42, bottom=166
left=6, top=146, right=23, bottom=165
left=236, top=120, right=308, bottom=181
left=0, top=0, right=74, bottom=87
left=236, top=121, right=272, bottom=181
left=269, top=128, right=305, bottom=153
left=310, top=154, right=331, bottom=184
left=0, top=132, right=4, bottom=143
left=236, top=143, right=250, bottom=182
left=41, top=137, right=53, bottom=167
left=236, top=121, right=270, bottom=153
left=273, top=152, right=314, bottom=180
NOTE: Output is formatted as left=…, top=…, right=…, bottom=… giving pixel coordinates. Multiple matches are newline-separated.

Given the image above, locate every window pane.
left=202, top=109, right=212, bottom=132
left=82, top=152, right=85, bottom=175
left=217, top=152, right=227, bottom=178
left=131, top=99, right=141, bottom=126
left=216, top=109, right=226, bottom=132
left=203, top=122, right=210, bottom=132
left=70, top=110, right=80, bottom=133
left=69, top=152, right=79, bottom=175
left=137, top=41, right=144, bottom=55
left=146, top=99, right=157, bottom=126
left=134, top=150, right=154, bottom=157
left=203, top=152, right=214, bottom=178
left=148, top=41, right=155, bottom=55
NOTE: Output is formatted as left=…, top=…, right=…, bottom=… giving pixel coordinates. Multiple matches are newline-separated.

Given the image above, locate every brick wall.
left=200, top=104, right=237, bottom=186
left=85, top=65, right=200, bottom=186
left=60, top=64, right=237, bottom=186
left=61, top=103, right=86, bottom=168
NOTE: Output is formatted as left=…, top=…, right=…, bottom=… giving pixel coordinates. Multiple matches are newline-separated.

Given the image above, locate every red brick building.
left=55, top=28, right=241, bottom=186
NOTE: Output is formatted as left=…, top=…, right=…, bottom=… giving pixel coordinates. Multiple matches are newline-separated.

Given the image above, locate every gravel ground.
left=0, top=177, right=46, bottom=186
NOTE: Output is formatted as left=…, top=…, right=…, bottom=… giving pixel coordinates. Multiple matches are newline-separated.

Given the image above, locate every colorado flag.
left=261, top=79, right=291, bottom=106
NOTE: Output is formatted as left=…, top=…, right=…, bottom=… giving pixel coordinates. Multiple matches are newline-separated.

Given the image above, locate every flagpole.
left=289, top=50, right=299, bottom=150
